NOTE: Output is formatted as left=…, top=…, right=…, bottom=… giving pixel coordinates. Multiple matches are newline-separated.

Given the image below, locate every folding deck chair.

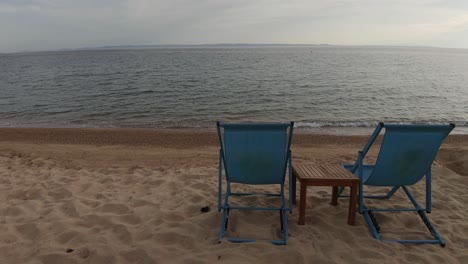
left=216, top=122, right=294, bottom=245
left=340, top=122, right=454, bottom=246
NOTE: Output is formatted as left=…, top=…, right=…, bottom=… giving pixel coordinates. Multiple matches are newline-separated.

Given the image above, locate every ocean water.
left=1, top=46, right=468, bottom=129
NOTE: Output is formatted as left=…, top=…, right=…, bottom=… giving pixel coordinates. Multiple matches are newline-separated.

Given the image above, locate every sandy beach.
left=0, top=128, right=467, bottom=264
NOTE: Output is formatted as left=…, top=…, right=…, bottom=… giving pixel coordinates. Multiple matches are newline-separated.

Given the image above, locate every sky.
left=1, top=0, right=468, bottom=53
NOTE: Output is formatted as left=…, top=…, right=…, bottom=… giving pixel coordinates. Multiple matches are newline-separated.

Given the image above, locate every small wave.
left=296, top=121, right=378, bottom=128
left=296, top=121, right=468, bottom=128
left=97, top=81, right=113, bottom=86
left=120, top=90, right=155, bottom=96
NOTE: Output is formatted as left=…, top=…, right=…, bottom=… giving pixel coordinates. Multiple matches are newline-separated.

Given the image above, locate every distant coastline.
left=2, top=43, right=467, bottom=55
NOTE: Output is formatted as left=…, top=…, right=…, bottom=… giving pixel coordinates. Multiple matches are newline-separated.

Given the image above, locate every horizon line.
left=2, top=43, right=468, bottom=55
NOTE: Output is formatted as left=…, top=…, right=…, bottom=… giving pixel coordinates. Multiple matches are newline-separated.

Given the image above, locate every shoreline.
left=1, top=126, right=468, bottom=135
left=0, top=127, right=467, bottom=148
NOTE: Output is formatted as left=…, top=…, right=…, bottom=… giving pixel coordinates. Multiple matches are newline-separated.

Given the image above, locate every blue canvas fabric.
left=366, top=124, right=454, bottom=186
left=223, top=125, right=288, bottom=184
left=216, top=122, right=294, bottom=245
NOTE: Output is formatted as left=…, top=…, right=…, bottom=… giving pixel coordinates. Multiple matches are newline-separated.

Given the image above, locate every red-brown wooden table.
left=292, top=164, right=359, bottom=225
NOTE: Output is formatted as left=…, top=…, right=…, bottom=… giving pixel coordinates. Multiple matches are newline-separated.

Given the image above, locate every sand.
left=0, top=128, right=467, bottom=264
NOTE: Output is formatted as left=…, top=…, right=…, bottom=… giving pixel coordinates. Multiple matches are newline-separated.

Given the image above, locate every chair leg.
left=360, top=185, right=444, bottom=246
left=348, top=184, right=358, bottom=225
left=288, top=155, right=293, bottom=212
left=331, top=186, right=339, bottom=206
left=292, top=172, right=297, bottom=205
left=224, top=208, right=230, bottom=231
left=299, top=183, right=307, bottom=225
left=417, top=210, right=445, bottom=247
left=279, top=210, right=284, bottom=233
left=277, top=209, right=288, bottom=245
left=384, top=186, right=399, bottom=199
left=218, top=183, right=289, bottom=245
left=426, top=168, right=432, bottom=213
left=358, top=183, right=364, bottom=214
left=219, top=182, right=231, bottom=242
left=218, top=151, right=223, bottom=211
left=218, top=208, right=229, bottom=242
left=362, top=209, right=381, bottom=240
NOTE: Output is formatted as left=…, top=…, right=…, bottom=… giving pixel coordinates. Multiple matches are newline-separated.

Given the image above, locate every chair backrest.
left=217, top=122, right=293, bottom=185
left=365, top=124, right=454, bottom=186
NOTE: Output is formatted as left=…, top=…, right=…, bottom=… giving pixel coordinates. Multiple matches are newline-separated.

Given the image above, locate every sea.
left=1, top=45, right=468, bottom=133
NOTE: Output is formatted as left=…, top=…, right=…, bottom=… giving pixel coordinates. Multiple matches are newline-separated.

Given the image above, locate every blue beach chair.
left=216, top=122, right=294, bottom=245
left=340, top=122, right=454, bottom=246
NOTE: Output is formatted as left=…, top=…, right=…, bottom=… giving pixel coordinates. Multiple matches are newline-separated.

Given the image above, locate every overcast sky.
left=1, top=0, right=468, bottom=53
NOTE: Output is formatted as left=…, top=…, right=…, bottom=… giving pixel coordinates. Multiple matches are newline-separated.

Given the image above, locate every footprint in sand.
left=8, top=188, right=43, bottom=200
left=56, top=230, right=83, bottom=244
left=38, top=253, right=78, bottom=264
left=16, top=223, right=39, bottom=240
left=79, top=198, right=101, bottom=209
left=3, top=206, right=25, bottom=217
left=141, top=179, right=164, bottom=186
left=357, top=248, right=387, bottom=260
left=47, top=188, right=72, bottom=201
left=190, top=182, right=209, bottom=190
left=189, top=193, right=205, bottom=203
left=259, top=250, right=305, bottom=264
left=116, top=214, right=142, bottom=225
left=120, top=248, right=157, bottom=264
left=60, top=202, right=80, bottom=218
left=111, top=224, right=133, bottom=243
left=79, top=214, right=114, bottom=229
left=154, top=231, right=195, bottom=250
left=131, top=199, right=156, bottom=208
left=100, top=203, right=131, bottom=215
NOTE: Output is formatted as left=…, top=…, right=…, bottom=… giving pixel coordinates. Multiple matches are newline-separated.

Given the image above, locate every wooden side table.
left=292, top=164, right=359, bottom=225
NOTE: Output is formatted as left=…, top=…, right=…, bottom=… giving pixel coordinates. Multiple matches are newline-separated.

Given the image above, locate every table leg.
left=331, top=186, right=338, bottom=206
left=299, top=183, right=307, bottom=225
left=292, top=172, right=297, bottom=205
left=348, top=183, right=358, bottom=225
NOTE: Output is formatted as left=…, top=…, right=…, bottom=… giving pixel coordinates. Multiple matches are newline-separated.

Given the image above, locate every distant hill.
left=5, top=43, right=464, bottom=55
left=87, top=43, right=333, bottom=50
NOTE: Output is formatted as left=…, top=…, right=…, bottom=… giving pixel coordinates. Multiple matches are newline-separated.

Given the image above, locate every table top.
left=292, top=163, right=359, bottom=182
